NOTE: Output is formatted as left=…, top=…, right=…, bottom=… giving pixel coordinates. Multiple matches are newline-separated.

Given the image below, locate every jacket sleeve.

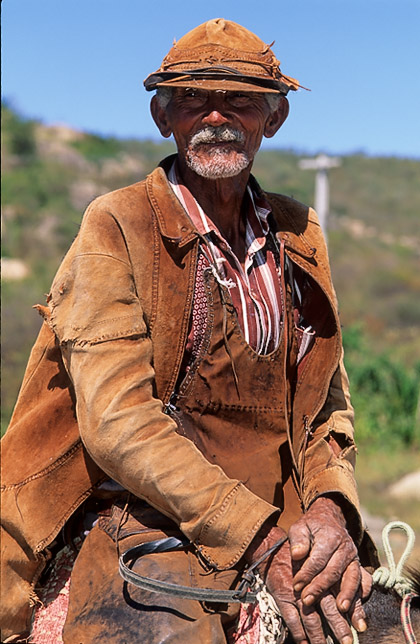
left=48, top=200, right=278, bottom=570
left=300, top=351, right=364, bottom=544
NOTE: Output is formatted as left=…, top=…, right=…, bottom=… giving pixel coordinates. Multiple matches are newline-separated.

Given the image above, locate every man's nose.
left=202, top=110, right=229, bottom=127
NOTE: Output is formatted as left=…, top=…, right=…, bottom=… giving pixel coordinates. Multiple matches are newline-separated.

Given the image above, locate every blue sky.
left=2, top=0, right=419, bottom=158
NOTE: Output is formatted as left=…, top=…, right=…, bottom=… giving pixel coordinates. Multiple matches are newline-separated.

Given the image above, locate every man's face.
left=152, top=88, right=286, bottom=179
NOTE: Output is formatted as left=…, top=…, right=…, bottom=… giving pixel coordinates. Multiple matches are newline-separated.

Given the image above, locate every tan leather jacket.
left=1, top=158, right=372, bottom=640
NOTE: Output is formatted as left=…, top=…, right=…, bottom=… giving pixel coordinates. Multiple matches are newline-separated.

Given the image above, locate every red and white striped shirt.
left=168, top=163, right=283, bottom=356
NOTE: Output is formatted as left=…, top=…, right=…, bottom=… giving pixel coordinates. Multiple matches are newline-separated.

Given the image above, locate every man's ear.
left=264, top=97, right=289, bottom=139
left=150, top=95, right=173, bottom=138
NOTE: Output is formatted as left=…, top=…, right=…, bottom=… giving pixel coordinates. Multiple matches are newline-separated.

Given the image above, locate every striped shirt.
left=168, top=162, right=283, bottom=356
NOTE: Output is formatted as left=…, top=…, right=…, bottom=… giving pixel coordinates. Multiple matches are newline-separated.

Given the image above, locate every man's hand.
left=245, top=525, right=308, bottom=644
left=289, top=496, right=372, bottom=641
left=245, top=523, right=362, bottom=644
left=245, top=498, right=373, bottom=644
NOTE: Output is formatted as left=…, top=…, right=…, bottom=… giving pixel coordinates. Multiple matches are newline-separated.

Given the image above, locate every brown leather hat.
left=144, top=18, right=300, bottom=95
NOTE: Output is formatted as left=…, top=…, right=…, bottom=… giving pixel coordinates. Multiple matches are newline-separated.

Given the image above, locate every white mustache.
left=189, top=126, right=245, bottom=149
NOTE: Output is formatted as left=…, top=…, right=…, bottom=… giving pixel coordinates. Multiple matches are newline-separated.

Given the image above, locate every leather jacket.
left=1, top=157, right=372, bottom=640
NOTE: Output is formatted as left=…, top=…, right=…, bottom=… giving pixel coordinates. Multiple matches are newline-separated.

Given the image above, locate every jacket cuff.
left=302, top=465, right=364, bottom=545
left=194, top=482, right=279, bottom=570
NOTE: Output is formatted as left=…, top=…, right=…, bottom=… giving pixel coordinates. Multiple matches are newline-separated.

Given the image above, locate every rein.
left=119, top=535, right=287, bottom=605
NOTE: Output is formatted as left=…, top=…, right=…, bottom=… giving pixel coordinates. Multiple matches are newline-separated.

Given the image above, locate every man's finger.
left=360, top=566, right=373, bottom=600
left=348, top=596, right=368, bottom=633
left=277, top=601, right=309, bottom=644
left=320, top=593, right=354, bottom=644
left=336, top=560, right=361, bottom=612
left=294, top=538, right=355, bottom=596
left=299, top=602, right=328, bottom=644
left=288, top=520, right=312, bottom=561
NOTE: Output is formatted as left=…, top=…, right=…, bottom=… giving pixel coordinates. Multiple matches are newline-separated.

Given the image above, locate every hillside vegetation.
left=2, top=103, right=420, bottom=451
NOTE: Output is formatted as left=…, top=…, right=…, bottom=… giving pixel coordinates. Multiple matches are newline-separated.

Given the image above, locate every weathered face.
left=151, top=88, right=288, bottom=179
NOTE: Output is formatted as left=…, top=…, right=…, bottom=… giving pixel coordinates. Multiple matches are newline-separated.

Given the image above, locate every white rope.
left=254, top=574, right=285, bottom=644
left=372, top=520, right=416, bottom=597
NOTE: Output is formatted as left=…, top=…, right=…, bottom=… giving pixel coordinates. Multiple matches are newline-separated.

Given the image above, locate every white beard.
left=186, top=126, right=250, bottom=179
left=187, top=148, right=250, bottom=179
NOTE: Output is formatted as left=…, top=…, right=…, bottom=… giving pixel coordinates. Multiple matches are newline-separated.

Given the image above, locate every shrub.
left=343, top=325, right=420, bottom=448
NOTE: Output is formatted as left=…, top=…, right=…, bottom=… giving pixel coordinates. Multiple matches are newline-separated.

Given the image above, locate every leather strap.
left=119, top=535, right=287, bottom=604
left=119, top=536, right=258, bottom=603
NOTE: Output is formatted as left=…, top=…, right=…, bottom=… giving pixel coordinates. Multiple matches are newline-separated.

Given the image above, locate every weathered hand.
left=246, top=524, right=364, bottom=644
left=288, top=496, right=371, bottom=637
left=245, top=525, right=309, bottom=644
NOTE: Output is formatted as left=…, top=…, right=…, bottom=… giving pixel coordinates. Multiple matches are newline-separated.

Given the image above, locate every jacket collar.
left=146, top=156, right=198, bottom=248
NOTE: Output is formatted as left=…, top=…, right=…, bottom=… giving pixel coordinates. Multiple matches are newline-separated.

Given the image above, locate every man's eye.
left=183, top=90, right=207, bottom=102
left=227, top=93, right=252, bottom=107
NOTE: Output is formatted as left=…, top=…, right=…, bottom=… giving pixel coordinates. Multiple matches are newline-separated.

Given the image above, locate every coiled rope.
left=372, top=521, right=418, bottom=644
left=373, top=520, right=416, bottom=597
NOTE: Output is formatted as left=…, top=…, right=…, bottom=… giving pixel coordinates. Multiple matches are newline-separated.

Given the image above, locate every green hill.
left=2, top=103, right=419, bottom=447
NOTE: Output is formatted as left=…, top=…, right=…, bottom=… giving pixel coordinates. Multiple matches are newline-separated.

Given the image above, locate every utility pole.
left=298, top=154, right=341, bottom=239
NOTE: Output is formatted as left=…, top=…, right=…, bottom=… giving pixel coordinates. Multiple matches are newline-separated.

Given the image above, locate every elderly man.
left=1, top=18, right=376, bottom=644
